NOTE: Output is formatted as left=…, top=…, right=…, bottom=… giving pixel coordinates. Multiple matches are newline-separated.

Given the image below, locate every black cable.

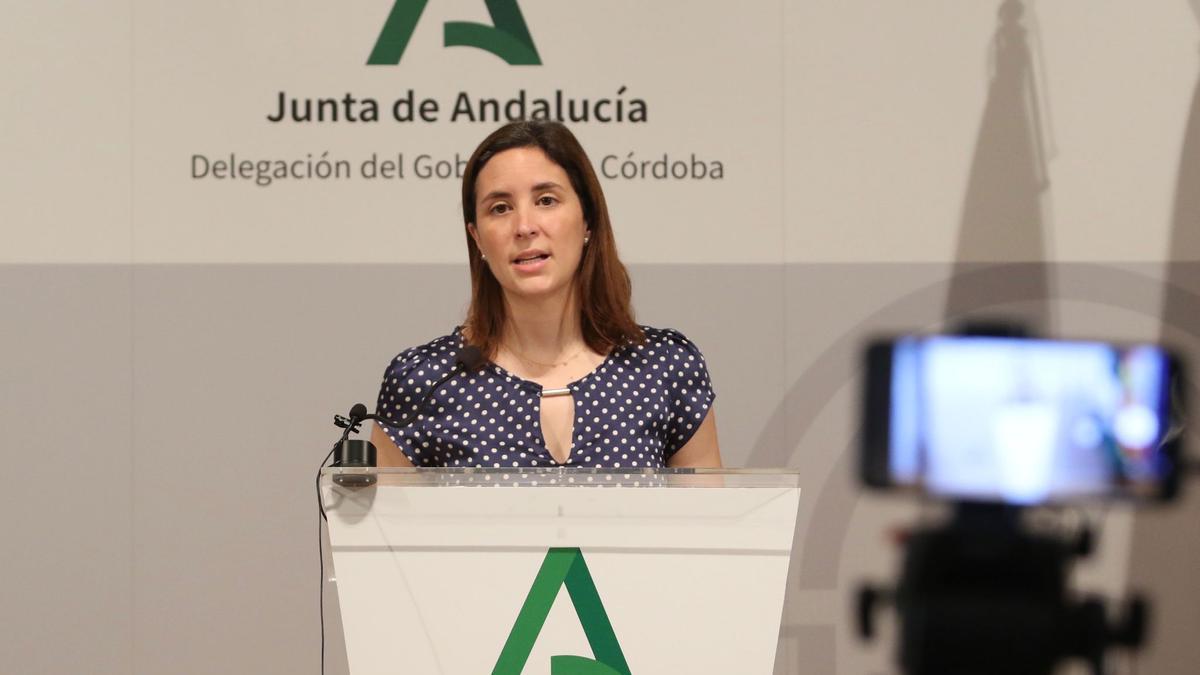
left=317, top=444, right=337, bottom=523
left=315, top=443, right=336, bottom=675
left=316, top=407, right=374, bottom=675
left=319, top=501, right=326, bottom=675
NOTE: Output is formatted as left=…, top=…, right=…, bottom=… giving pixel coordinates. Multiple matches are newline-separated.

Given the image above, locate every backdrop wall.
left=4, top=1, right=1199, bottom=673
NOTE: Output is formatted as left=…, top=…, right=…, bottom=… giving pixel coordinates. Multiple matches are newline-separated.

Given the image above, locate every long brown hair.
left=460, top=120, right=643, bottom=359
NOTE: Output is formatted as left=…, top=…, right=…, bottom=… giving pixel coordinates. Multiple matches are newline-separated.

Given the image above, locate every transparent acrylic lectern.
left=321, top=467, right=801, bottom=674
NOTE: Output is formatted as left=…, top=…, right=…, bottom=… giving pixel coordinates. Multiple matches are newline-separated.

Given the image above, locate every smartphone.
left=862, top=335, right=1184, bottom=505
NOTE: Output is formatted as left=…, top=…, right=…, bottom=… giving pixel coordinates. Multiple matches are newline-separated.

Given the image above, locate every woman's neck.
left=502, top=286, right=585, bottom=362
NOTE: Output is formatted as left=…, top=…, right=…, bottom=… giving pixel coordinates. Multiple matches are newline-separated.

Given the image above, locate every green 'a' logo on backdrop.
left=368, top=0, right=542, bottom=66
left=493, top=548, right=631, bottom=675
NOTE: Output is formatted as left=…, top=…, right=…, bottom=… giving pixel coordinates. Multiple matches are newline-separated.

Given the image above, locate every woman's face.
left=469, top=147, right=589, bottom=303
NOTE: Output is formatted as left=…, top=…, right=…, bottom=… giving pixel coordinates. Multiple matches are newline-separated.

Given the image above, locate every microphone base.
left=332, top=440, right=378, bottom=488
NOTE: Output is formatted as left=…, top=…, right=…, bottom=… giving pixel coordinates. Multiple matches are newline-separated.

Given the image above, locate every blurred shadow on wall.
left=1161, top=1, right=1200, bottom=318
left=1134, top=2, right=1200, bottom=671
left=1160, top=1, right=1200, bottom=335
left=945, top=0, right=1055, bottom=334
left=767, top=3, right=1057, bottom=671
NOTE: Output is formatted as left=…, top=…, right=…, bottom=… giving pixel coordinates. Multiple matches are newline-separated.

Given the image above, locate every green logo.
left=493, top=548, right=631, bottom=675
left=369, top=0, right=542, bottom=66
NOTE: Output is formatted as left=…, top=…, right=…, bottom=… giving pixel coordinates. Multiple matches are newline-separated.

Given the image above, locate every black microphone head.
left=348, top=403, right=369, bottom=420
left=457, top=345, right=485, bottom=371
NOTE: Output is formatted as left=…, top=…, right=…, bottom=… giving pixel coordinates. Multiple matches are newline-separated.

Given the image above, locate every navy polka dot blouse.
left=374, top=326, right=716, bottom=468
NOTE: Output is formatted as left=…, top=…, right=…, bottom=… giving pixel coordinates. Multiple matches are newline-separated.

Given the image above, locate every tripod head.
left=859, top=503, right=1146, bottom=675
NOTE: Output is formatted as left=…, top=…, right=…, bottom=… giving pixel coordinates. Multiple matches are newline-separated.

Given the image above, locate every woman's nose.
left=514, top=209, right=539, bottom=239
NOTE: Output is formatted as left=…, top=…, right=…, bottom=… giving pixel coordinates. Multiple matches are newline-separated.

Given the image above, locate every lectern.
left=321, top=467, right=801, bottom=674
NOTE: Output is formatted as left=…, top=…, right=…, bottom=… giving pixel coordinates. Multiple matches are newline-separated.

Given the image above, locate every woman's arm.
left=666, top=407, right=722, bottom=468
left=371, top=423, right=415, bottom=468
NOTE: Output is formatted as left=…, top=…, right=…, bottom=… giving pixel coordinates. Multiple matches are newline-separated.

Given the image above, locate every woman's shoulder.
left=638, top=324, right=700, bottom=348
left=384, top=328, right=465, bottom=374
left=625, top=326, right=714, bottom=400
left=629, top=325, right=707, bottom=360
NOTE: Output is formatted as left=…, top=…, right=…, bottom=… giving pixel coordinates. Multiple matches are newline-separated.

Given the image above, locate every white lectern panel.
left=322, top=468, right=800, bottom=675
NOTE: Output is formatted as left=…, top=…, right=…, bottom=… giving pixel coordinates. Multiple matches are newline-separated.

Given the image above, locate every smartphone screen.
left=864, top=336, right=1181, bottom=504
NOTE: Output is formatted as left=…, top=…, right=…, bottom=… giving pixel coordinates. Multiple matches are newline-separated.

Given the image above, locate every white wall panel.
left=1, top=3, right=131, bottom=263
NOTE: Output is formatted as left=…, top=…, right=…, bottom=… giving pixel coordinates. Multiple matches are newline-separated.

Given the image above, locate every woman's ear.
left=468, top=223, right=480, bottom=247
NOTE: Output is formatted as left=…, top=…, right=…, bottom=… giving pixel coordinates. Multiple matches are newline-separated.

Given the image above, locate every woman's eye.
left=537, top=195, right=557, bottom=206
left=490, top=203, right=510, bottom=215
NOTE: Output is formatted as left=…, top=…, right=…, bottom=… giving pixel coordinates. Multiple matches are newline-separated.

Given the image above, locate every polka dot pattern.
left=373, top=326, right=716, bottom=468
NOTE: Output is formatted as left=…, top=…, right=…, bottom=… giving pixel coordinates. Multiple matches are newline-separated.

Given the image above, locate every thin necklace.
left=506, top=344, right=586, bottom=369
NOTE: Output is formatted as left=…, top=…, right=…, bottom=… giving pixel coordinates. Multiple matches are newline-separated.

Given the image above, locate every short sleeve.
left=661, top=330, right=716, bottom=458
left=373, top=346, right=438, bottom=467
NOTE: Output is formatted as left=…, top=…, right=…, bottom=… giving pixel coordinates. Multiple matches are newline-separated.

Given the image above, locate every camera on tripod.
left=856, top=328, right=1186, bottom=675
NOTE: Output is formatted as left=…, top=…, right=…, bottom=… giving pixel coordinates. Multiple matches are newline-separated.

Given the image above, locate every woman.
left=371, top=120, right=721, bottom=468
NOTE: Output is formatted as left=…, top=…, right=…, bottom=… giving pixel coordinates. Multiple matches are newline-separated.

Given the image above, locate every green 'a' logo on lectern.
left=493, top=547, right=631, bottom=675
left=368, top=0, right=542, bottom=66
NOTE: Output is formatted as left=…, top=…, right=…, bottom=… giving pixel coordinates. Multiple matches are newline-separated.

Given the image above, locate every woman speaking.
left=372, top=120, right=721, bottom=469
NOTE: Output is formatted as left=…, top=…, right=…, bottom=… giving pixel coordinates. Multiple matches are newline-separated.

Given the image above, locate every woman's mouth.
left=513, top=253, right=550, bottom=266
left=511, top=251, right=551, bottom=274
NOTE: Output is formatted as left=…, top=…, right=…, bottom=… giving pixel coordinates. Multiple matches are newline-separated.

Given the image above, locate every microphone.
left=331, top=402, right=377, bottom=487
left=333, top=402, right=370, bottom=436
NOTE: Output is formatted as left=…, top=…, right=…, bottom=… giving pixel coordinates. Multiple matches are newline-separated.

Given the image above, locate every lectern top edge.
left=321, top=466, right=801, bottom=488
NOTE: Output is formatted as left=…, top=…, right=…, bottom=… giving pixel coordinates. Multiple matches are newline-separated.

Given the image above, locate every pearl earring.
left=480, top=252, right=487, bottom=261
